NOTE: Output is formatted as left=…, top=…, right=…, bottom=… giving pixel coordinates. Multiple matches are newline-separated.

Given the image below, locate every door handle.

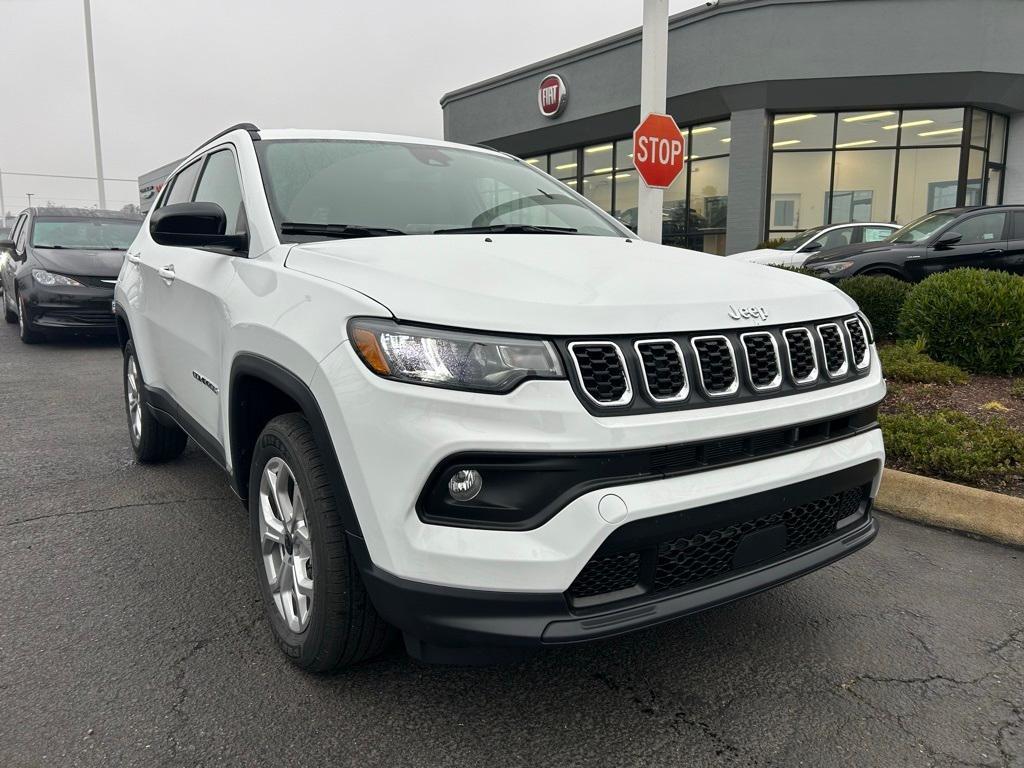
left=984, top=248, right=1004, bottom=255
left=126, top=252, right=142, bottom=264
left=158, top=265, right=176, bottom=282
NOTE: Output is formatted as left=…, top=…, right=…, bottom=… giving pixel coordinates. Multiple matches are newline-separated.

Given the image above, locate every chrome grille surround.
left=739, top=331, right=783, bottom=392
left=566, top=341, right=633, bottom=407
left=845, top=317, right=871, bottom=370
left=690, top=335, right=740, bottom=398
left=782, top=327, right=820, bottom=385
left=633, top=338, right=690, bottom=403
left=816, top=323, right=849, bottom=379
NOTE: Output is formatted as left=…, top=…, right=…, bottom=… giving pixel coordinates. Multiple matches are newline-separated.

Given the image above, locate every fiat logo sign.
left=538, top=74, right=567, bottom=119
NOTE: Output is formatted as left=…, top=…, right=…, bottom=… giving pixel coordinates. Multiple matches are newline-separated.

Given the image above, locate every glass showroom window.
left=766, top=107, right=1009, bottom=241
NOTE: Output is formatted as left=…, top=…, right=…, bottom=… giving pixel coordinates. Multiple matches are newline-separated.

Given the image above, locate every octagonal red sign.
left=633, top=113, right=686, bottom=188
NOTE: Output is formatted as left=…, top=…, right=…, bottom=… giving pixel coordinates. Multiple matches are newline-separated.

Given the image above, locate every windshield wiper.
left=433, top=224, right=578, bottom=235
left=281, top=222, right=407, bottom=239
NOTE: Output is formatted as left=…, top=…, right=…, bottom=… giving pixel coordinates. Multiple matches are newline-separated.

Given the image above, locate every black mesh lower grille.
left=693, top=337, right=736, bottom=394
left=846, top=319, right=868, bottom=367
left=568, top=487, right=865, bottom=605
left=784, top=329, right=817, bottom=381
left=636, top=341, right=686, bottom=399
left=819, top=325, right=847, bottom=375
left=742, top=333, right=779, bottom=388
left=570, top=343, right=629, bottom=404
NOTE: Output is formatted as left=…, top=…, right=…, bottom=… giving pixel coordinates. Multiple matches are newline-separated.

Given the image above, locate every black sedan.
left=1, top=207, right=142, bottom=343
left=804, top=206, right=1024, bottom=282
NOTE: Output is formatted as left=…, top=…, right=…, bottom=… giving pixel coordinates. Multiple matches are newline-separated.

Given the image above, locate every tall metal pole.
left=637, top=0, right=669, bottom=244
left=26, top=193, right=34, bottom=208
left=83, top=0, right=106, bottom=209
left=0, top=170, right=6, bottom=227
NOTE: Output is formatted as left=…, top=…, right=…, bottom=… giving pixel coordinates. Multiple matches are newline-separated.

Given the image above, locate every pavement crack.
left=4, top=496, right=236, bottom=526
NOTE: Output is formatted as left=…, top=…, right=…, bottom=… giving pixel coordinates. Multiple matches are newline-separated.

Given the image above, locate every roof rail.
left=189, top=122, right=260, bottom=156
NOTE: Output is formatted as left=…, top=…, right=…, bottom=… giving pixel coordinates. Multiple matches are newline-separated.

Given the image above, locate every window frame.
left=191, top=145, right=249, bottom=239
left=941, top=210, right=1009, bottom=246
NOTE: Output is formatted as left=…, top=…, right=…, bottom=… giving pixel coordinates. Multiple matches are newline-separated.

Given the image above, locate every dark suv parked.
left=1, top=207, right=142, bottom=343
left=804, top=206, right=1024, bottom=282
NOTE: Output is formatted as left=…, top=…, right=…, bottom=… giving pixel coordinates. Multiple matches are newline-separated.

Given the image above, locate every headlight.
left=32, top=269, right=83, bottom=287
left=348, top=318, right=564, bottom=393
left=818, top=261, right=855, bottom=275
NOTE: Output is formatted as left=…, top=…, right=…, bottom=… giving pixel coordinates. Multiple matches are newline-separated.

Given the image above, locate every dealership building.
left=441, top=0, right=1024, bottom=255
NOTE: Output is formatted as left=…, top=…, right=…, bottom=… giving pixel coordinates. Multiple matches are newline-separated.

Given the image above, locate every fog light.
left=448, top=469, right=483, bottom=501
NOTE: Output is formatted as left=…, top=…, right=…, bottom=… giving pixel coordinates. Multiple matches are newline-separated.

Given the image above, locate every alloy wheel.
left=126, top=355, right=143, bottom=443
left=259, top=457, right=314, bottom=633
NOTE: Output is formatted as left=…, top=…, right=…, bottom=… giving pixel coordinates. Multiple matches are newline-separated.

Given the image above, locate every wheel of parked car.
left=249, top=413, right=391, bottom=671
left=18, top=296, right=44, bottom=344
left=122, top=340, right=188, bottom=462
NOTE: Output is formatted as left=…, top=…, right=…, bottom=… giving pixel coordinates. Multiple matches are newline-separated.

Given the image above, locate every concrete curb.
left=875, top=468, right=1024, bottom=547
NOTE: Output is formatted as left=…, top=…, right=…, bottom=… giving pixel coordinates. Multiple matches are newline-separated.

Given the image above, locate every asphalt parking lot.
left=0, top=324, right=1021, bottom=768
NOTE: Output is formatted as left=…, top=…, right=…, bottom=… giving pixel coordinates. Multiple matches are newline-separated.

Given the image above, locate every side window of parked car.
left=861, top=226, right=892, bottom=243
left=192, top=149, right=247, bottom=236
left=15, top=215, right=30, bottom=252
left=1011, top=211, right=1024, bottom=240
left=162, top=159, right=203, bottom=208
left=10, top=214, right=27, bottom=249
left=954, top=213, right=1007, bottom=246
left=809, top=227, right=852, bottom=251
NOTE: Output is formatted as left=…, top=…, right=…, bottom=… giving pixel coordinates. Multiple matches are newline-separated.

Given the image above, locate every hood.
left=30, top=247, right=125, bottom=277
left=285, top=235, right=858, bottom=335
left=728, top=248, right=788, bottom=264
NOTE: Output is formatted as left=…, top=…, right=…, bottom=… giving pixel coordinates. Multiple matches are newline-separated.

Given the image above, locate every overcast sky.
left=1, top=0, right=703, bottom=217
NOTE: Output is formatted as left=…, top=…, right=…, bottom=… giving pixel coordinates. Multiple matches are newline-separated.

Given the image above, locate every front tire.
left=18, top=296, right=44, bottom=343
left=249, top=413, right=391, bottom=671
left=123, top=340, right=187, bottom=462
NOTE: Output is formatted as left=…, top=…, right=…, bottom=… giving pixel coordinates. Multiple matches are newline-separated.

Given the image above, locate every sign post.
left=636, top=0, right=670, bottom=243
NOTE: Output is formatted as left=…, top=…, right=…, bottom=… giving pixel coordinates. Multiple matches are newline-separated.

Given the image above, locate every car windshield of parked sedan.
left=775, top=226, right=827, bottom=251
left=31, top=218, right=142, bottom=250
left=256, top=139, right=628, bottom=239
left=887, top=212, right=957, bottom=244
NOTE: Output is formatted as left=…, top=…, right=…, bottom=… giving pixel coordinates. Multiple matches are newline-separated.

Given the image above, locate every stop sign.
left=633, top=113, right=686, bottom=188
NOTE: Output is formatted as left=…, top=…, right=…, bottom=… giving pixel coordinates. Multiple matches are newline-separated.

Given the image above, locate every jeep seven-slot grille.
left=784, top=329, right=818, bottom=383
left=635, top=340, right=687, bottom=401
left=818, top=324, right=848, bottom=377
left=569, top=342, right=630, bottom=405
left=566, top=487, right=865, bottom=605
left=741, top=333, right=781, bottom=389
left=563, top=315, right=867, bottom=413
left=692, top=336, right=737, bottom=396
left=846, top=318, right=869, bottom=369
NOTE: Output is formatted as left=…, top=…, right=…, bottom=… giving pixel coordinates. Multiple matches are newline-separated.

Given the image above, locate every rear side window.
left=1012, top=211, right=1024, bottom=240
left=955, top=212, right=1006, bottom=245
left=193, top=150, right=246, bottom=236
left=162, top=159, right=203, bottom=207
left=862, top=226, right=893, bottom=243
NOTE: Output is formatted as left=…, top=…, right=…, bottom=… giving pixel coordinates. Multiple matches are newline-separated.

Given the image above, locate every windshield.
left=888, top=212, right=957, bottom=244
left=31, top=218, right=142, bottom=250
left=255, top=139, right=627, bottom=239
left=775, top=226, right=827, bottom=251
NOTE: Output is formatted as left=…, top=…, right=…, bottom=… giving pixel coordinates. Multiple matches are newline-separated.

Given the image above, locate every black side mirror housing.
left=935, top=231, right=963, bottom=249
left=150, top=202, right=247, bottom=252
left=801, top=241, right=823, bottom=252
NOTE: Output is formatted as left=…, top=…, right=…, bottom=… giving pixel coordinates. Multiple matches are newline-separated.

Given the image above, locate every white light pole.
left=0, top=170, right=6, bottom=227
left=637, top=0, right=669, bottom=244
left=83, top=0, right=107, bottom=209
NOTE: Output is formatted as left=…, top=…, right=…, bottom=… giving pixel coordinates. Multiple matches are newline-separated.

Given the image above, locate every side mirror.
left=0, top=239, right=15, bottom=254
left=801, top=241, right=823, bottom=252
left=150, top=202, right=247, bottom=252
left=935, top=231, right=962, bottom=249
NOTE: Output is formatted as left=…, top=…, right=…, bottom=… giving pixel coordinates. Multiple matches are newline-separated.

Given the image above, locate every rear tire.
left=123, top=340, right=188, bottom=462
left=249, top=413, right=391, bottom=671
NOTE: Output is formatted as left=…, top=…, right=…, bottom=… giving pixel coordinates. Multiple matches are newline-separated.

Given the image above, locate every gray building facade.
left=441, top=0, right=1024, bottom=254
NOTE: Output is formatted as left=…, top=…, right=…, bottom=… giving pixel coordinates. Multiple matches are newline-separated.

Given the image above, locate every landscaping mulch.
left=881, top=375, right=1024, bottom=497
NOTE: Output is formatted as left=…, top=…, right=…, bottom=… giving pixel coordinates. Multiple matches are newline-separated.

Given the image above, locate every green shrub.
left=899, top=269, right=1024, bottom=374
left=878, top=340, right=968, bottom=384
left=1011, top=380, right=1024, bottom=400
left=770, top=264, right=819, bottom=278
left=880, top=410, right=1024, bottom=484
left=836, top=274, right=912, bottom=340
left=757, top=237, right=788, bottom=249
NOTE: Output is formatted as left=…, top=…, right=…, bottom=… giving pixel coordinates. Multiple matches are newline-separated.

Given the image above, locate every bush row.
left=837, top=269, right=1024, bottom=375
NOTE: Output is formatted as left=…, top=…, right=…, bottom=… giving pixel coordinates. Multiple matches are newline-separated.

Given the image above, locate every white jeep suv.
left=114, top=124, right=885, bottom=669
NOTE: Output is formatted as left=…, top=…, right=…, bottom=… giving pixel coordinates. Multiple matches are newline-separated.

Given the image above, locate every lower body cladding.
left=314, top=342, right=887, bottom=662
left=21, top=282, right=117, bottom=336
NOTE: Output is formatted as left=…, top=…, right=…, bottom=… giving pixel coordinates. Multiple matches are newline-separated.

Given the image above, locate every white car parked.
left=731, top=222, right=899, bottom=268
left=114, top=124, right=885, bottom=669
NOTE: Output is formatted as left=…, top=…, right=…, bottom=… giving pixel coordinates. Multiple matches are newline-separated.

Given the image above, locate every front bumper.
left=350, top=462, right=879, bottom=658
left=21, top=281, right=117, bottom=331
